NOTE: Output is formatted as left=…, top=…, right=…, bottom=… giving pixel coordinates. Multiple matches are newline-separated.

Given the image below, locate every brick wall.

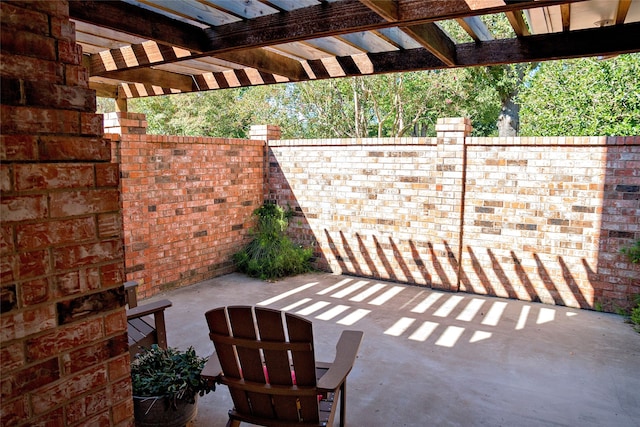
left=1, top=2, right=132, bottom=426
left=267, top=120, right=639, bottom=310
left=105, top=113, right=264, bottom=298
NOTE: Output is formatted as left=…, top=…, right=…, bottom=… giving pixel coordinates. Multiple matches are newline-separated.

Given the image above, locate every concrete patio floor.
left=146, top=272, right=640, bottom=427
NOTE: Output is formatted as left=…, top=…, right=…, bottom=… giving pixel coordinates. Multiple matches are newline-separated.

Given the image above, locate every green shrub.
left=131, top=345, right=214, bottom=404
left=620, top=239, right=640, bottom=264
left=630, top=295, right=640, bottom=332
left=234, top=203, right=313, bottom=280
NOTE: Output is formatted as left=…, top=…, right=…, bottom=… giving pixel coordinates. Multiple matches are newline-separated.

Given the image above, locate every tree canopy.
left=98, top=53, right=640, bottom=138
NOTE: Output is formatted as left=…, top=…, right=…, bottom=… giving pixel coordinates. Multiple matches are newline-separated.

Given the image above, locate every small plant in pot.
left=131, top=345, right=215, bottom=427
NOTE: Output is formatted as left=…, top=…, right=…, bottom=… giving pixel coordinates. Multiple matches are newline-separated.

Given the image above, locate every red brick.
left=0, top=29, right=56, bottom=60
left=21, top=277, right=50, bottom=305
left=0, top=2, right=49, bottom=35
left=64, top=333, right=128, bottom=375
left=1, top=357, right=60, bottom=399
left=112, top=397, right=134, bottom=425
left=0, top=394, right=30, bottom=427
left=98, top=213, right=122, bottom=239
left=81, top=112, right=104, bottom=136
left=17, top=249, right=50, bottom=280
left=27, top=408, right=65, bottom=427
left=53, top=240, right=123, bottom=270
left=24, top=81, right=96, bottom=111
left=58, top=39, right=82, bottom=65
left=101, top=262, right=125, bottom=287
left=0, top=135, right=38, bottom=161
left=1, top=105, right=79, bottom=135
left=66, top=388, right=110, bottom=425
left=0, top=226, right=15, bottom=256
left=0, top=253, right=16, bottom=282
left=17, top=217, right=96, bottom=250
left=39, top=136, right=110, bottom=161
left=0, top=342, right=25, bottom=371
left=26, top=317, right=104, bottom=361
left=81, top=410, right=112, bottom=427
left=65, top=63, right=89, bottom=87
left=108, top=353, right=131, bottom=382
left=53, top=267, right=102, bottom=297
left=21, top=0, right=69, bottom=17
left=49, top=189, right=120, bottom=217
left=0, top=194, right=48, bottom=222
left=0, top=53, right=61, bottom=83
left=14, top=163, right=94, bottom=190
left=0, top=164, right=11, bottom=192
left=51, top=15, right=76, bottom=41
left=0, top=304, right=56, bottom=341
left=104, top=309, right=127, bottom=337
left=96, top=163, right=119, bottom=187
left=31, top=365, right=108, bottom=414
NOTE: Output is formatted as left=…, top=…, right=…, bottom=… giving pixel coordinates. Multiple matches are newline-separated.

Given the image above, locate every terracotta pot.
left=133, top=394, right=198, bottom=427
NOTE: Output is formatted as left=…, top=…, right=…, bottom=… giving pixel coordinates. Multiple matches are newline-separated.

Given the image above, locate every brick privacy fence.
left=1, top=2, right=132, bottom=426
left=104, top=113, right=265, bottom=299
left=268, top=119, right=639, bottom=310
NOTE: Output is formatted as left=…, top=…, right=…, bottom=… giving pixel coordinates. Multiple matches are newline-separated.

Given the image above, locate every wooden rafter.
left=456, top=17, right=494, bottom=42
left=112, top=21, right=640, bottom=98
left=561, top=4, right=571, bottom=32
left=616, top=0, right=632, bottom=25
left=505, top=10, right=531, bottom=37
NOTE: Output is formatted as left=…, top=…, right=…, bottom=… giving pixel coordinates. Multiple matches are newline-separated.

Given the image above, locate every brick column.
left=103, top=112, right=147, bottom=135
left=432, top=118, right=472, bottom=291
left=0, top=2, right=132, bottom=425
left=250, top=125, right=281, bottom=202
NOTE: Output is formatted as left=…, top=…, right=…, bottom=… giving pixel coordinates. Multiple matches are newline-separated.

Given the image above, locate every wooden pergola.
left=70, top=0, right=640, bottom=109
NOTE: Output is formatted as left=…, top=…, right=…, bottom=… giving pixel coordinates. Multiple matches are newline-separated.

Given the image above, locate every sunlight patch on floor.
left=435, top=326, right=465, bottom=347
left=369, top=286, right=404, bottom=306
left=257, top=282, right=318, bottom=306
left=516, top=305, right=531, bottom=330
left=350, top=283, right=387, bottom=302
left=408, top=321, right=439, bottom=342
left=384, top=317, right=416, bottom=336
left=296, top=301, right=331, bottom=316
left=337, top=309, right=371, bottom=326
left=433, top=295, right=464, bottom=317
left=537, top=307, right=556, bottom=324
left=281, top=298, right=312, bottom=311
left=316, top=278, right=353, bottom=295
left=481, top=301, right=507, bottom=326
left=411, top=293, right=444, bottom=313
left=456, top=298, right=485, bottom=322
left=331, top=280, right=369, bottom=298
left=316, top=305, right=350, bottom=321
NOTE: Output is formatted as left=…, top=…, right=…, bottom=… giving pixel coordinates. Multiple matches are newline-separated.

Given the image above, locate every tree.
left=518, top=54, right=640, bottom=136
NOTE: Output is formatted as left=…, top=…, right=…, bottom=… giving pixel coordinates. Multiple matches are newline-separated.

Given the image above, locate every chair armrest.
left=201, top=352, right=223, bottom=384
left=316, top=330, right=363, bottom=392
left=126, top=299, right=172, bottom=319
left=124, top=280, right=139, bottom=308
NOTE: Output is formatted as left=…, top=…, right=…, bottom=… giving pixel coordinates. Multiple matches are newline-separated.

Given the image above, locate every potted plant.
left=131, top=345, right=215, bottom=427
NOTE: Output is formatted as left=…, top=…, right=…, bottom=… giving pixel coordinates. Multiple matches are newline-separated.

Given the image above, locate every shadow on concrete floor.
left=145, top=272, right=640, bottom=427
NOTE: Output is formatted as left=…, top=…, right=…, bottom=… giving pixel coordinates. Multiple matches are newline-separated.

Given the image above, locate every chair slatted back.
left=205, top=306, right=320, bottom=424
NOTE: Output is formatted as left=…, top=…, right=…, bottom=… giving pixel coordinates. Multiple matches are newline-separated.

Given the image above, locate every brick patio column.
left=250, top=125, right=281, bottom=202
left=433, top=117, right=472, bottom=291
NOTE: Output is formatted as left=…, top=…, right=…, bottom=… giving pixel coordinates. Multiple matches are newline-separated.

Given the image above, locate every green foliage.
left=131, top=345, right=215, bottom=404
left=631, top=295, right=640, bottom=332
left=234, top=203, right=313, bottom=280
left=518, top=54, right=640, bottom=136
left=620, top=240, right=640, bottom=264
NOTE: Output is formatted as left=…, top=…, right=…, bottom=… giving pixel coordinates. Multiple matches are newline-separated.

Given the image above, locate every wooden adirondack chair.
left=202, top=306, right=363, bottom=427
left=125, top=280, right=172, bottom=359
